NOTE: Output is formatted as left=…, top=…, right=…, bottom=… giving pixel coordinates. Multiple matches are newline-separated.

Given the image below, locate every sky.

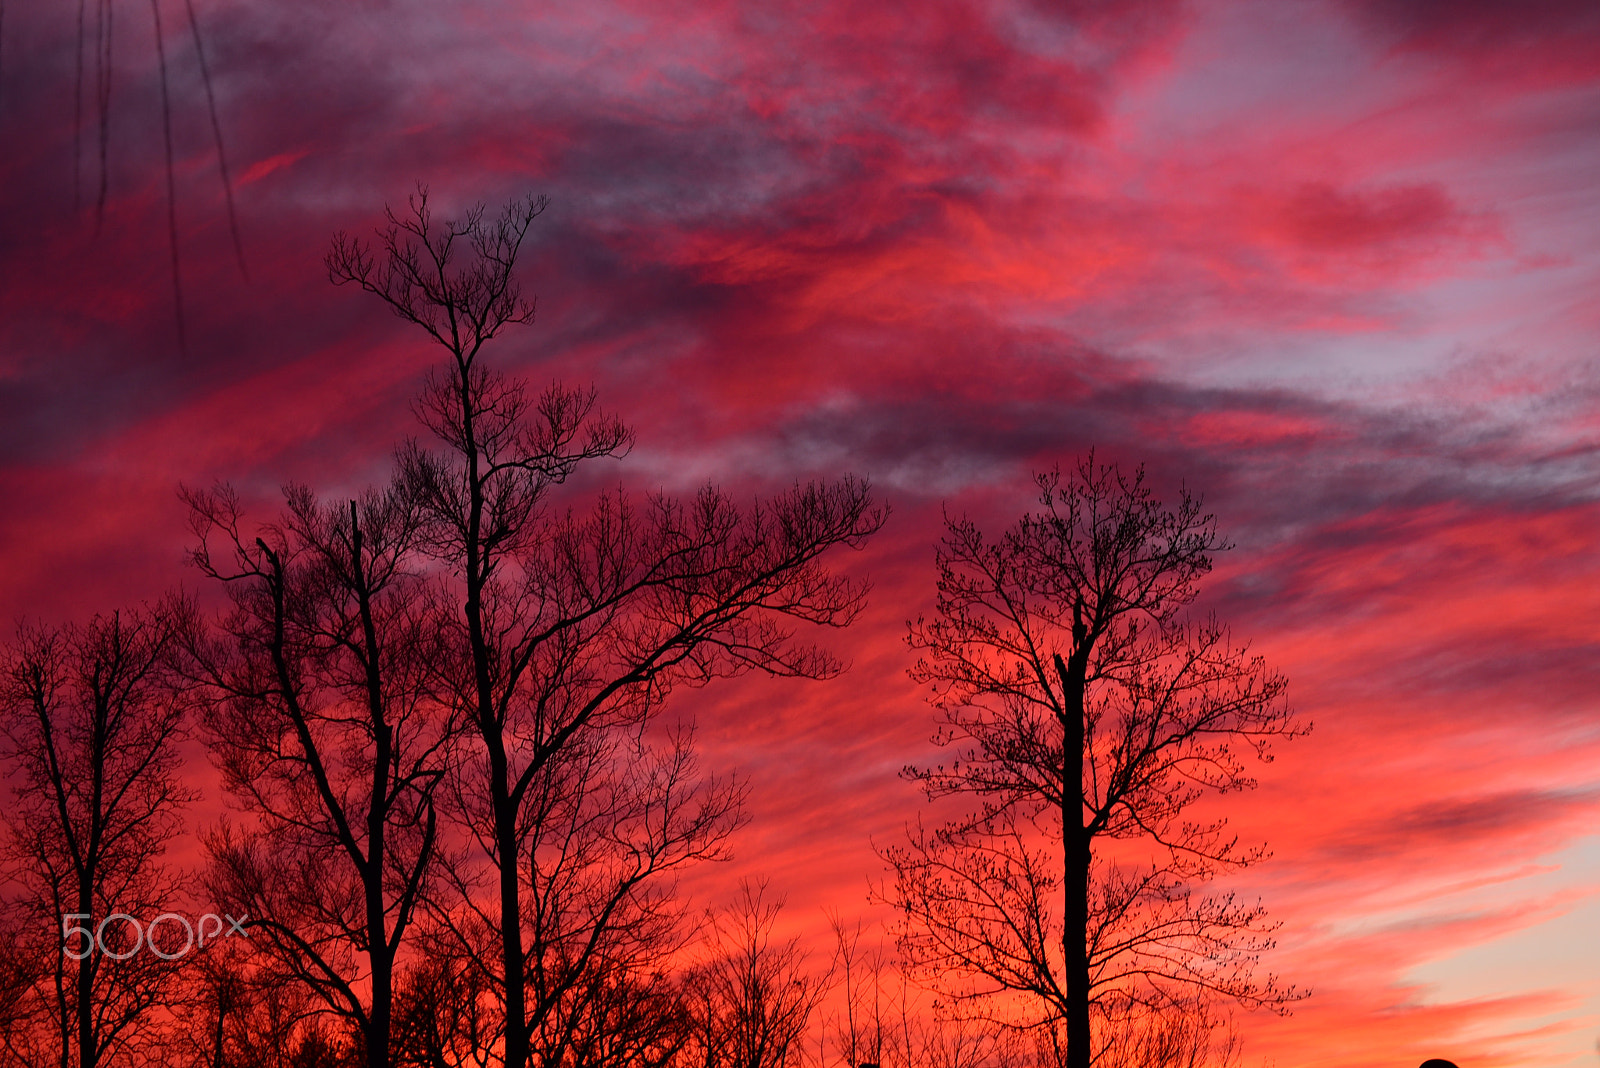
left=1, top=0, right=1599, bottom=1065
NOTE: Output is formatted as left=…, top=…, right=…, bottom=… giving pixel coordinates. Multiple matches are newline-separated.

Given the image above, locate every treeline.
left=0, top=191, right=1301, bottom=1068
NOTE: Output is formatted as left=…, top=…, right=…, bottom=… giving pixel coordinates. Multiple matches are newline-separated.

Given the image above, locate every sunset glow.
left=2, top=1, right=1598, bottom=1066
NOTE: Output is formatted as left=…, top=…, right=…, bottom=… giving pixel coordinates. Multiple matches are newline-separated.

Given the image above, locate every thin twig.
left=95, top=0, right=113, bottom=233
left=185, top=0, right=247, bottom=279
left=150, top=0, right=187, bottom=353
left=74, top=0, right=87, bottom=208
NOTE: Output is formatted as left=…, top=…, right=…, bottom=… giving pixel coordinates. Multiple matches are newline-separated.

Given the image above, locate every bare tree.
left=391, top=950, right=500, bottom=1068
left=180, top=478, right=449, bottom=1068
left=822, top=917, right=888, bottom=1068
left=684, top=882, right=827, bottom=1068
left=821, top=920, right=1015, bottom=1068
left=0, top=926, right=47, bottom=1065
left=544, top=963, right=693, bottom=1068
left=885, top=456, right=1306, bottom=1068
left=0, top=606, right=192, bottom=1068
left=464, top=721, right=740, bottom=1068
left=173, top=936, right=364, bottom=1068
left=1091, top=1000, right=1238, bottom=1068
left=326, top=187, right=886, bottom=1068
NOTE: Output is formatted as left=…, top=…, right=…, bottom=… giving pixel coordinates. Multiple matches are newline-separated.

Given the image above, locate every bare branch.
left=887, top=455, right=1307, bottom=1068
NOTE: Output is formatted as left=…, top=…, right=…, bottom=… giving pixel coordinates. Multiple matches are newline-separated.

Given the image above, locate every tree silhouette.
left=326, top=187, right=886, bottom=1068
left=684, top=881, right=828, bottom=1068
left=390, top=949, right=501, bottom=1068
left=885, top=456, right=1306, bottom=1068
left=0, top=605, right=193, bottom=1068
left=176, top=937, right=365, bottom=1068
left=180, top=478, right=448, bottom=1068
left=819, top=917, right=1021, bottom=1068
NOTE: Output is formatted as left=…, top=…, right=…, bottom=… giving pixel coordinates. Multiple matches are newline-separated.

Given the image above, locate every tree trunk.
left=493, top=744, right=530, bottom=1068
left=1057, top=647, right=1092, bottom=1068
left=1066, top=821, right=1091, bottom=1068
left=356, top=510, right=394, bottom=1068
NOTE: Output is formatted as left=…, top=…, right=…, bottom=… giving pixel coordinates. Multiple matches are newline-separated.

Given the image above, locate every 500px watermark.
left=61, top=912, right=251, bottom=960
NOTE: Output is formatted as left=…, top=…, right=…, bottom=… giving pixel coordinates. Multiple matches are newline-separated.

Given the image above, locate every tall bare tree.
left=180, top=478, right=449, bottom=1068
left=821, top=919, right=1017, bottom=1068
left=326, top=186, right=886, bottom=1068
left=0, top=606, right=192, bottom=1068
left=886, top=456, right=1306, bottom=1068
left=684, top=882, right=827, bottom=1068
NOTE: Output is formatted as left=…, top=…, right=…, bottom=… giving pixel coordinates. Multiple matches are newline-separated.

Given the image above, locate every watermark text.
left=61, top=912, right=250, bottom=960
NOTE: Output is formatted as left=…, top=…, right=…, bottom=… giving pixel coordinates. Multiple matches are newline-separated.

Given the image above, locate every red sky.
left=2, top=1, right=1599, bottom=1065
